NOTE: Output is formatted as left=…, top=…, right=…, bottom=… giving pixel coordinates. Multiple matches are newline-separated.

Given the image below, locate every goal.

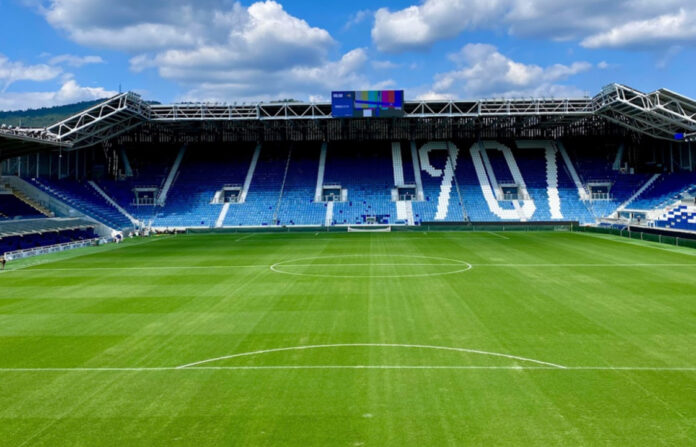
left=347, top=225, right=392, bottom=233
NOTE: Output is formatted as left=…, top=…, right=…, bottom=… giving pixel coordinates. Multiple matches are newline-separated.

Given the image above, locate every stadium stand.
left=557, top=157, right=595, bottom=223
left=449, top=148, right=498, bottom=222
left=156, top=145, right=255, bottom=228
left=415, top=145, right=465, bottom=223
left=92, top=147, right=180, bottom=224
left=29, top=178, right=132, bottom=229
left=0, top=217, right=95, bottom=238
left=624, top=173, right=696, bottom=210
left=565, top=141, right=653, bottom=219
left=8, top=139, right=696, bottom=231
left=0, top=217, right=98, bottom=256
left=654, top=204, right=696, bottom=231
left=274, top=146, right=326, bottom=226
left=0, top=192, right=44, bottom=220
left=223, top=146, right=286, bottom=227
left=0, top=228, right=97, bottom=255
left=1, top=83, right=694, bottom=232
left=323, top=144, right=395, bottom=225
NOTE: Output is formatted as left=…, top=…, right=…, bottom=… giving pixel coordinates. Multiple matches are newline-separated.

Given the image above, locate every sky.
left=0, top=0, right=694, bottom=111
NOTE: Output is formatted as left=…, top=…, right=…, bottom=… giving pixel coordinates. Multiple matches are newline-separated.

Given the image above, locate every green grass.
left=1, top=231, right=695, bottom=446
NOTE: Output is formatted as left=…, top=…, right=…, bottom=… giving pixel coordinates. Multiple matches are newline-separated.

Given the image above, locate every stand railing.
left=4, top=238, right=100, bottom=261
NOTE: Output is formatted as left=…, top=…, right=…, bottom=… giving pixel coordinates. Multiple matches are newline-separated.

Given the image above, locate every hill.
left=0, top=99, right=108, bottom=128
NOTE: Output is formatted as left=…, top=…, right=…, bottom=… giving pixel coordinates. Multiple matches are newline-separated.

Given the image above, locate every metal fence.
left=184, top=222, right=577, bottom=235
left=4, top=238, right=100, bottom=261
left=573, top=226, right=696, bottom=249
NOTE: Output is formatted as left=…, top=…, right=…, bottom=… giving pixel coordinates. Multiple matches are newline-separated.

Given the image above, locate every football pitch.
left=1, top=230, right=695, bottom=445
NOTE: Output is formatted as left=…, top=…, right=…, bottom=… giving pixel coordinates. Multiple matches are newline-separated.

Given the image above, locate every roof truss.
left=1, top=84, right=695, bottom=150
left=593, top=84, right=696, bottom=141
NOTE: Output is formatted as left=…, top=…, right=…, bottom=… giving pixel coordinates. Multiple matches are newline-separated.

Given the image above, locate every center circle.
left=270, top=255, right=473, bottom=278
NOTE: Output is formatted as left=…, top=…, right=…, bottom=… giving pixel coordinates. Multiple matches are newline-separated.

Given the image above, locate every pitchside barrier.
left=574, top=225, right=696, bottom=249
left=183, top=221, right=579, bottom=234
left=184, top=226, right=342, bottom=234
left=416, top=221, right=578, bottom=232
left=4, top=238, right=101, bottom=261
left=169, top=223, right=696, bottom=250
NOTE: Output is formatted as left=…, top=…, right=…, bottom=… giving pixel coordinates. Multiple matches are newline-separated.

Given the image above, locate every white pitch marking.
left=269, top=255, right=473, bottom=278
left=3, top=263, right=694, bottom=275
left=175, top=343, right=566, bottom=369
left=239, top=237, right=494, bottom=242
left=230, top=235, right=513, bottom=242
left=0, top=366, right=695, bottom=372
left=209, top=365, right=695, bottom=372
left=0, top=367, right=176, bottom=372
left=0, top=262, right=696, bottom=278
left=473, top=264, right=696, bottom=267
left=235, top=234, right=256, bottom=242
left=486, top=231, right=510, bottom=240
left=0, top=265, right=271, bottom=273
left=277, top=263, right=471, bottom=267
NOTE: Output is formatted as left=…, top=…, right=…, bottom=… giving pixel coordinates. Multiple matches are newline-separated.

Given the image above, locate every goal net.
left=347, top=225, right=392, bottom=233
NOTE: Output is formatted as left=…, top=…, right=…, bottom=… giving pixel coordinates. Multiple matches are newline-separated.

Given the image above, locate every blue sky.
left=0, top=0, right=694, bottom=110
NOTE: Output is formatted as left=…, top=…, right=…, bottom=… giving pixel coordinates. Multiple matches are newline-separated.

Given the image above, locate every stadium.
left=5, top=0, right=696, bottom=433
left=1, top=82, right=695, bottom=444
left=2, top=84, right=696, bottom=235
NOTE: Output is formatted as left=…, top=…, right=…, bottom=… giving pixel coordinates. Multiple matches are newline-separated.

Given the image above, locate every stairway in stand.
left=2, top=182, right=53, bottom=217
left=545, top=146, right=563, bottom=219
left=324, top=201, right=334, bottom=226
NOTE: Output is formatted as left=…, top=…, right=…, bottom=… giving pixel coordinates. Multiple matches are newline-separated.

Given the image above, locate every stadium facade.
left=1, top=83, right=695, bottom=246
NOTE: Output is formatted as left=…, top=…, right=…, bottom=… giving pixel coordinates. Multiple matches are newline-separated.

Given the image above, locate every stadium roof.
left=0, top=83, right=695, bottom=154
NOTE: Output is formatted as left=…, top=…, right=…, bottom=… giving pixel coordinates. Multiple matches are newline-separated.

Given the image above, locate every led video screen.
left=331, top=90, right=404, bottom=118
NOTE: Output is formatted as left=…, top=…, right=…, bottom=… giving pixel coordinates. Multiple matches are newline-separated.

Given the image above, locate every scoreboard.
left=332, top=90, right=404, bottom=118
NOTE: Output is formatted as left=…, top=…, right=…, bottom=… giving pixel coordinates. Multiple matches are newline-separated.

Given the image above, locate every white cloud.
left=48, top=54, right=105, bottom=67
left=0, top=54, right=62, bottom=92
left=39, top=0, right=376, bottom=101
left=344, top=10, right=372, bottom=30
left=372, top=60, right=401, bottom=70
left=415, top=91, right=456, bottom=101
left=130, top=2, right=334, bottom=75
left=0, top=54, right=113, bottom=111
left=427, top=43, right=591, bottom=98
left=487, top=84, right=588, bottom=99
left=41, top=0, right=239, bottom=51
left=372, top=0, right=696, bottom=52
left=179, top=48, right=371, bottom=102
left=370, top=79, right=397, bottom=90
left=0, top=80, right=116, bottom=111
left=581, top=9, right=696, bottom=49
left=373, top=0, right=499, bottom=52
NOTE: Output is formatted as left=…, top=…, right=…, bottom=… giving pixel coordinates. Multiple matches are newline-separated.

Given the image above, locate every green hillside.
left=0, top=99, right=107, bottom=128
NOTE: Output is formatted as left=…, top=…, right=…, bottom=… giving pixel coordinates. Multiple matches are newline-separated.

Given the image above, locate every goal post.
left=347, top=225, right=392, bottom=233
